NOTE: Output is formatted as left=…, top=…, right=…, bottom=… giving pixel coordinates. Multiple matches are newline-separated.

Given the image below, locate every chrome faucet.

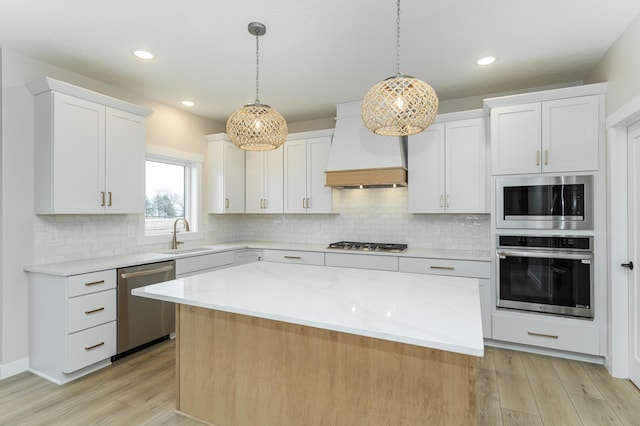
left=172, top=217, right=190, bottom=249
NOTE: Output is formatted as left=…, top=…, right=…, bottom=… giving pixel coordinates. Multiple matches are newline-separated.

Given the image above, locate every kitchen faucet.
left=172, top=217, right=190, bottom=249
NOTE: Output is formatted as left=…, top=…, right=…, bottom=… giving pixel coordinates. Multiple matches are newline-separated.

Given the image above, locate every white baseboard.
left=485, top=339, right=605, bottom=365
left=0, top=357, right=29, bottom=379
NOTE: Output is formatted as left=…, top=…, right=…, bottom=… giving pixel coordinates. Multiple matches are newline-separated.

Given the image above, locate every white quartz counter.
left=133, top=261, right=484, bottom=357
left=24, top=241, right=490, bottom=276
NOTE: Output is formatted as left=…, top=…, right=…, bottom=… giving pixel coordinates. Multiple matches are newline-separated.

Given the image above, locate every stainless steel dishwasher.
left=114, top=260, right=176, bottom=360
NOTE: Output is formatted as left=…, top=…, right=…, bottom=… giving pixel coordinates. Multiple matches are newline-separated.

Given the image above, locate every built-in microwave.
left=496, top=175, right=593, bottom=230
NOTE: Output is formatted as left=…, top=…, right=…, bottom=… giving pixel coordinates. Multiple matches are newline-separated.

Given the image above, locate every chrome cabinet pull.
left=302, top=198, right=306, bottom=208
left=536, top=150, right=541, bottom=166
left=306, top=198, right=311, bottom=209
left=85, top=342, right=105, bottom=351
left=544, top=150, right=549, bottom=165
left=528, top=331, right=558, bottom=339
left=84, top=307, right=105, bottom=315
left=84, top=280, right=105, bottom=287
left=430, top=266, right=455, bottom=271
left=108, top=192, right=112, bottom=206
left=101, top=192, right=106, bottom=207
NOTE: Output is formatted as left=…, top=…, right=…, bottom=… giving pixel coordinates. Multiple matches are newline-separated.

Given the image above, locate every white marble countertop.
left=132, top=261, right=485, bottom=357
left=24, top=241, right=490, bottom=276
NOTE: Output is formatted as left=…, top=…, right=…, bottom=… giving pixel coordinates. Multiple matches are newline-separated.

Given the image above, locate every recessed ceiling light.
left=476, top=56, right=496, bottom=66
left=181, top=100, right=195, bottom=107
left=133, top=49, right=154, bottom=60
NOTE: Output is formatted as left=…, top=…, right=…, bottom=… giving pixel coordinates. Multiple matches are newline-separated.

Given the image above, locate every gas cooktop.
left=327, top=241, right=408, bottom=253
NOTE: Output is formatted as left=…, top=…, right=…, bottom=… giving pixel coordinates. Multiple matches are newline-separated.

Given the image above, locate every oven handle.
left=497, top=249, right=593, bottom=261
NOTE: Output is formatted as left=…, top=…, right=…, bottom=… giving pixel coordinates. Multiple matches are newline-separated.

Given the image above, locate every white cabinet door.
left=105, top=107, right=145, bottom=213
left=491, top=103, right=542, bottom=175
left=49, top=93, right=105, bottom=214
left=445, top=118, right=487, bottom=213
left=245, top=151, right=265, bottom=214
left=284, top=139, right=308, bottom=213
left=207, top=137, right=245, bottom=214
left=306, top=136, right=332, bottom=213
left=408, top=124, right=445, bottom=213
left=542, top=95, right=599, bottom=173
left=264, top=148, right=284, bottom=213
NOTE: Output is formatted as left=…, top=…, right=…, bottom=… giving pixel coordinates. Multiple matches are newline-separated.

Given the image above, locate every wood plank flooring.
left=1, top=340, right=639, bottom=425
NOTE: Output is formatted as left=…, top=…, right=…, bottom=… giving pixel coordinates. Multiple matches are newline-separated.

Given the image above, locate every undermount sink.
left=156, top=247, right=215, bottom=255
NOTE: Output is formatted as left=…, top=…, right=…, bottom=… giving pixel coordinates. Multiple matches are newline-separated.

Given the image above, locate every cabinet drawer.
left=492, top=312, right=600, bottom=355
left=176, top=251, right=236, bottom=276
left=325, top=253, right=398, bottom=271
left=262, top=250, right=325, bottom=266
left=399, top=257, right=490, bottom=278
left=67, top=289, right=116, bottom=334
left=65, top=321, right=116, bottom=373
left=67, top=270, right=116, bottom=297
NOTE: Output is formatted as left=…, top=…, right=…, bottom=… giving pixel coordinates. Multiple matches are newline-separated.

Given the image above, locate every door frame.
left=606, top=94, right=640, bottom=378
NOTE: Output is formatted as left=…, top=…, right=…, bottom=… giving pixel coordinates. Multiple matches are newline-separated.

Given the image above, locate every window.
left=142, top=146, right=203, bottom=242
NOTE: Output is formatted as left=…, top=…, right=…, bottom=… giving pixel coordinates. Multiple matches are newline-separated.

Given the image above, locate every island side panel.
left=176, top=304, right=478, bottom=426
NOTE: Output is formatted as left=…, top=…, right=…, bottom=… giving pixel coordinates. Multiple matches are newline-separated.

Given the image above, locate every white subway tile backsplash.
left=33, top=188, right=490, bottom=264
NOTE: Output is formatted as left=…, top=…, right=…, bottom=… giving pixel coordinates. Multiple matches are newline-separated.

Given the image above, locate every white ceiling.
left=1, top=0, right=639, bottom=124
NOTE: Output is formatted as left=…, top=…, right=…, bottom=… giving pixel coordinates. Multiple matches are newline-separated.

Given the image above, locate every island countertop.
left=133, top=261, right=484, bottom=357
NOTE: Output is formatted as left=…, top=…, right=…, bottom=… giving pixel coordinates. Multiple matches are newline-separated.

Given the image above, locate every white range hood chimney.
left=325, top=101, right=407, bottom=188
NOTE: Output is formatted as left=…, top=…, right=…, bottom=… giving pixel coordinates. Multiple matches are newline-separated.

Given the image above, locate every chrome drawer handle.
left=527, top=331, right=558, bottom=339
left=284, top=256, right=302, bottom=259
left=84, top=307, right=105, bottom=315
left=85, top=342, right=105, bottom=351
left=430, top=266, right=455, bottom=270
left=84, top=280, right=105, bottom=286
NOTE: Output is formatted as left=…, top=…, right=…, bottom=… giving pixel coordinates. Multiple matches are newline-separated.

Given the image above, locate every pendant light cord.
left=396, top=0, right=401, bottom=76
left=255, top=31, right=260, bottom=104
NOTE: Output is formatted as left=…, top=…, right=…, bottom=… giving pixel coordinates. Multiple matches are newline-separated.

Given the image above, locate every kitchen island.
left=133, top=261, right=484, bottom=425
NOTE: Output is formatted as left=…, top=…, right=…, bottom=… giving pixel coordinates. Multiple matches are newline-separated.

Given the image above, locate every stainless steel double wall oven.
left=495, top=175, right=594, bottom=318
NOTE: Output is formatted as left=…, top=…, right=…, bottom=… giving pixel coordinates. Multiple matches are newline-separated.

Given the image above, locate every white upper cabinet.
left=488, top=87, right=603, bottom=175
left=284, top=130, right=333, bottom=214
left=29, top=78, right=151, bottom=214
left=206, top=134, right=245, bottom=214
left=409, top=115, right=487, bottom=214
left=245, top=148, right=284, bottom=214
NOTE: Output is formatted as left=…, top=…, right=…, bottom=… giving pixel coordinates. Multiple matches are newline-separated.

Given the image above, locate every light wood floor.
left=1, top=340, right=639, bottom=425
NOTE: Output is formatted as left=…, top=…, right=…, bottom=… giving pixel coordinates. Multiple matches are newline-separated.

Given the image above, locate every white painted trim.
left=485, top=340, right=605, bottom=365
left=484, top=82, right=608, bottom=111
left=432, top=109, right=485, bottom=123
left=146, top=144, right=203, bottom=164
left=0, top=357, right=29, bottom=379
left=606, top=127, right=630, bottom=377
left=606, top=92, right=640, bottom=129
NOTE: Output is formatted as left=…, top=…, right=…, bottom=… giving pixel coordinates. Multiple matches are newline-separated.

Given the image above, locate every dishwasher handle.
left=120, top=264, right=175, bottom=280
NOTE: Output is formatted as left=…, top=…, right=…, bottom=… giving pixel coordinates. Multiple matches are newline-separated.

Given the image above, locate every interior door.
left=628, top=121, right=640, bottom=389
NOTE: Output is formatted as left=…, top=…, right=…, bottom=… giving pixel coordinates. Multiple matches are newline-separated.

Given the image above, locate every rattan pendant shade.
left=226, top=22, right=288, bottom=151
left=362, top=75, right=438, bottom=136
left=361, top=0, right=438, bottom=136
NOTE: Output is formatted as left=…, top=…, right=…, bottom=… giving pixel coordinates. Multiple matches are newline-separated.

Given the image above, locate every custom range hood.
left=325, top=101, right=407, bottom=188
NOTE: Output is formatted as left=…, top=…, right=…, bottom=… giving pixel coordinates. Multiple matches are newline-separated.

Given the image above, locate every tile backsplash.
left=33, top=187, right=490, bottom=264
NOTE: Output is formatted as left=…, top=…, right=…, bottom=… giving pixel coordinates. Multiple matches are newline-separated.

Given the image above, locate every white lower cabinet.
left=262, top=249, right=325, bottom=266
left=399, top=257, right=491, bottom=338
left=234, top=249, right=264, bottom=264
left=28, top=269, right=117, bottom=384
left=176, top=251, right=236, bottom=277
left=325, top=252, right=398, bottom=271
left=492, top=311, right=600, bottom=356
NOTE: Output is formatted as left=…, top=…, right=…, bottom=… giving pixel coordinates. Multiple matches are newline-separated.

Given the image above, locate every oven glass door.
left=497, top=250, right=593, bottom=318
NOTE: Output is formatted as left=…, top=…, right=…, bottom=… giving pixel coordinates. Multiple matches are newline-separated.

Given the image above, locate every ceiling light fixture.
left=226, top=22, right=288, bottom=151
left=133, top=49, right=154, bottom=60
left=361, top=0, right=438, bottom=136
left=181, top=100, right=195, bottom=107
left=476, top=56, right=496, bottom=66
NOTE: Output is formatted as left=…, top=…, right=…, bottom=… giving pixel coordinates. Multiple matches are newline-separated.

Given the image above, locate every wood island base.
left=176, top=305, right=478, bottom=426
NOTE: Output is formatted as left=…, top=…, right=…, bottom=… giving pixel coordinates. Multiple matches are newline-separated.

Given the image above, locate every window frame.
left=139, top=145, right=204, bottom=246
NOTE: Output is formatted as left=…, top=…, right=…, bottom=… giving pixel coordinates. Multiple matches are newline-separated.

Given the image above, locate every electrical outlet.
left=48, top=230, right=58, bottom=243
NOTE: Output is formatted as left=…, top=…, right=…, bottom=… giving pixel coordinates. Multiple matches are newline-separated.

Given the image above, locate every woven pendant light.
left=361, top=0, right=438, bottom=136
left=226, top=22, right=288, bottom=151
